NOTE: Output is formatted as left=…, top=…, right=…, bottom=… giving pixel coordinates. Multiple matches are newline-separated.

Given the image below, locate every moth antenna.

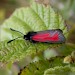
left=10, top=28, right=24, bottom=35
left=7, top=36, right=23, bottom=43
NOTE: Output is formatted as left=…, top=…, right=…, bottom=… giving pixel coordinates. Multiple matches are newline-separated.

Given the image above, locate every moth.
left=8, top=28, right=66, bottom=43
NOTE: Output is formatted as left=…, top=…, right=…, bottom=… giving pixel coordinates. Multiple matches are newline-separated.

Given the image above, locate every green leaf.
left=1, top=2, right=68, bottom=41
left=0, top=40, right=50, bottom=63
left=0, top=1, right=68, bottom=63
left=18, top=56, right=65, bottom=75
left=44, top=66, right=75, bottom=75
left=18, top=56, right=75, bottom=75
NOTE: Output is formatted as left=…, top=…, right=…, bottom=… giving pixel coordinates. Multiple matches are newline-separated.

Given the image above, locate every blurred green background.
left=0, top=0, right=30, bottom=24
left=0, top=0, right=75, bottom=75
left=0, top=0, right=75, bottom=24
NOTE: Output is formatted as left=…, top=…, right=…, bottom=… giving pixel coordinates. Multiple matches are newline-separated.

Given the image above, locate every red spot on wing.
left=32, top=32, right=59, bottom=42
